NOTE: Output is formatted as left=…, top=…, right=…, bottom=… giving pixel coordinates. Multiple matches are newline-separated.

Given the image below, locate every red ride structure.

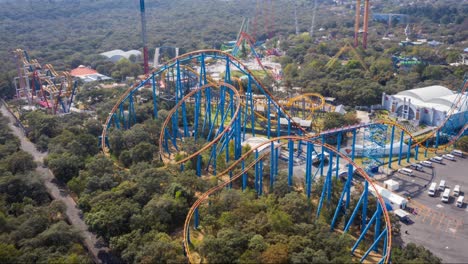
left=140, top=0, right=149, bottom=75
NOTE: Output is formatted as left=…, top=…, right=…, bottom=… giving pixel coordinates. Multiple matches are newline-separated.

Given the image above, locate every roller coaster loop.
left=101, top=49, right=468, bottom=263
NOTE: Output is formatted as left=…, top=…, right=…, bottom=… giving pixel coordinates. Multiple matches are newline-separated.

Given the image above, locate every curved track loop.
left=158, top=82, right=241, bottom=164
left=101, top=49, right=311, bottom=156
left=101, top=49, right=467, bottom=264
left=183, top=136, right=392, bottom=264
left=285, top=93, right=326, bottom=113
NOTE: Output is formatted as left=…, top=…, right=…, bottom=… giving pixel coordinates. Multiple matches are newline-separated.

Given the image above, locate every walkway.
left=0, top=104, right=115, bottom=264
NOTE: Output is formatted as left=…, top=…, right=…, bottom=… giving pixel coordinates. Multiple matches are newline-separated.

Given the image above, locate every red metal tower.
left=140, top=0, right=149, bottom=75
left=354, top=0, right=370, bottom=49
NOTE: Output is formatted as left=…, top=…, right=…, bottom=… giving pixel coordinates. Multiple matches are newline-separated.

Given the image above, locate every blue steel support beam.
left=362, top=181, right=368, bottom=231
left=406, top=137, right=412, bottom=163
left=320, top=135, right=325, bottom=176
left=346, top=163, right=353, bottom=209
left=270, top=142, right=275, bottom=188
left=335, top=132, right=342, bottom=179
left=363, top=228, right=387, bottom=262
left=415, top=145, right=419, bottom=160
left=435, top=130, right=440, bottom=148
left=327, top=153, right=333, bottom=204
left=351, top=129, right=357, bottom=161
left=398, top=130, right=404, bottom=165
left=259, top=159, right=263, bottom=195
left=305, top=142, right=313, bottom=198
left=388, top=125, right=395, bottom=168
left=255, top=150, right=259, bottom=192
left=374, top=201, right=382, bottom=252
left=288, top=139, right=294, bottom=186
left=351, top=204, right=381, bottom=254
left=331, top=162, right=353, bottom=230
left=267, top=99, right=271, bottom=139
left=425, top=140, right=429, bottom=157
left=242, top=160, right=247, bottom=191
left=344, top=190, right=365, bottom=232
left=194, top=208, right=199, bottom=229
left=152, top=74, right=158, bottom=118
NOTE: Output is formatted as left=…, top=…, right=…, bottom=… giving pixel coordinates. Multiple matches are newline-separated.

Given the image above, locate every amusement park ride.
left=13, top=49, right=78, bottom=115
left=100, top=49, right=468, bottom=263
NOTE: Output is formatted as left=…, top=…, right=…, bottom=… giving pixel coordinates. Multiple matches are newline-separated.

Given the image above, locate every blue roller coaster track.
left=101, top=49, right=468, bottom=263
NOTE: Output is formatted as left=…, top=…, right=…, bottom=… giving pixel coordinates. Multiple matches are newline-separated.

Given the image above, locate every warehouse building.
left=381, top=85, right=468, bottom=127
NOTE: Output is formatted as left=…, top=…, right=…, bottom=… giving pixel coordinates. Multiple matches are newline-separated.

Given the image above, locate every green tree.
left=6, top=150, right=36, bottom=174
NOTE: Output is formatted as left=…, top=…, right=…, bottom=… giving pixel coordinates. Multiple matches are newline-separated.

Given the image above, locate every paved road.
left=0, top=104, right=115, bottom=264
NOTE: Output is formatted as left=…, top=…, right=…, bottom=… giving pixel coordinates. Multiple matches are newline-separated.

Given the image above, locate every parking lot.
left=384, top=154, right=468, bottom=263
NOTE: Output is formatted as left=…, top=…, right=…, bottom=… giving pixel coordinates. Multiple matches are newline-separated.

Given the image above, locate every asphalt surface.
left=387, top=154, right=468, bottom=263
left=1, top=104, right=116, bottom=264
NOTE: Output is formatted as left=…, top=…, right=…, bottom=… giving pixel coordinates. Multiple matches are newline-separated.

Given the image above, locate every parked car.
left=442, top=154, right=455, bottom=161
left=420, top=160, right=433, bottom=167
left=409, top=163, right=424, bottom=171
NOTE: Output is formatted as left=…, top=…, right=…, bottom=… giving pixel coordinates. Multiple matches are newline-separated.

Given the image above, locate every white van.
left=409, top=163, right=424, bottom=171
left=441, top=188, right=450, bottom=203
left=420, top=160, right=433, bottom=167
left=428, top=182, right=437, bottom=197
left=438, top=180, right=446, bottom=191
left=453, top=185, right=461, bottom=196
left=456, top=196, right=464, bottom=208
left=443, top=154, right=455, bottom=161
left=452, top=149, right=464, bottom=157
left=430, top=156, right=443, bottom=163
left=398, top=168, right=413, bottom=176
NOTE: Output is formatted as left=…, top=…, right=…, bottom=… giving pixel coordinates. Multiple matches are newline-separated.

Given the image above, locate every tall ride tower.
left=140, top=0, right=149, bottom=75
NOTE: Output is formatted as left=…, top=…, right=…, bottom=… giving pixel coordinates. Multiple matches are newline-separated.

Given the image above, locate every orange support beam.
left=363, top=0, right=370, bottom=49
left=354, top=0, right=361, bottom=47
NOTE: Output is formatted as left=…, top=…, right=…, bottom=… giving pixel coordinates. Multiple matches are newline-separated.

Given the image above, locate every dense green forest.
left=0, top=114, right=91, bottom=263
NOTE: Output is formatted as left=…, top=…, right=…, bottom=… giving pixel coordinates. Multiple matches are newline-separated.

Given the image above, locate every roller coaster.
left=13, top=49, right=78, bottom=114
left=101, top=49, right=468, bottom=263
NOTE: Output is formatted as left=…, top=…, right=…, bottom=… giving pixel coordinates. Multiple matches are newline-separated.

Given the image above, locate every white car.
left=420, top=161, right=433, bottom=167
left=442, top=154, right=455, bottom=161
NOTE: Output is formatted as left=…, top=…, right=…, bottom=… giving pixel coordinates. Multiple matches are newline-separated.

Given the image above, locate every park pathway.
left=0, top=103, right=116, bottom=264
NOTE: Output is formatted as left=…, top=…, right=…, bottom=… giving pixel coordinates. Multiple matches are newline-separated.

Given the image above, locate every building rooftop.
left=70, top=65, right=98, bottom=77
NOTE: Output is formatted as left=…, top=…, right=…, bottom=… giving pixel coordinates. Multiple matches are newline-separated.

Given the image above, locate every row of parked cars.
left=427, top=181, right=464, bottom=207
left=398, top=150, right=464, bottom=176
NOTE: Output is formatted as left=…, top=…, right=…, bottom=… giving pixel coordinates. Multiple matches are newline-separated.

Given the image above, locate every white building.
left=100, top=49, right=142, bottom=63
left=382, top=85, right=468, bottom=127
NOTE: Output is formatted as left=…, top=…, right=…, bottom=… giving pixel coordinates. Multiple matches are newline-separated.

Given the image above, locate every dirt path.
left=0, top=104, right=116, bottom=264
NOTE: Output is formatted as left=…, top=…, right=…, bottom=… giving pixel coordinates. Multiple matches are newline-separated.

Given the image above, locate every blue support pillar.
left=320, top=135, right=325, bottom=176
left=267, top=99, right=271, bottom=139
left=388, top=125, right=395, bottom=168
left=351, top=205, right=380, bottom=254
left=151, top=74, right=158, bottom=118
left=398, top=130, right=404, bottom=165
left=425, top=140, right=429, bottom=158
left=363, top=229, right=387, bottom=262
left=351, top=129, right=357, bottom=161
left=335, top=132, right=342, bottom=179
left=346, top=163, right=353, bottom=209
left=255, top=150, right=259, bottom=193
left=344, top=189, right=366, bottom=232
left=327, top=153, right=333, bottom=204
left=194, top=207, right=199, bottom=229
left=435, top=130, right=440, bottom=148
left=242, top=160, right=247, bottom=191
left=374, top=201, right=382, bottom=252
left=259, top=159, right=263, bottom=196
left=306, top=142, right=313, bottom=198
left=270, top=142, right=275, bottom=188
left=415, top=145, right=419, bottom=160
left=406, top=137, right=412, bottom=163
left=288, top=139, right=294, bottom=186
left=362, top=181, right=368, bottom=231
